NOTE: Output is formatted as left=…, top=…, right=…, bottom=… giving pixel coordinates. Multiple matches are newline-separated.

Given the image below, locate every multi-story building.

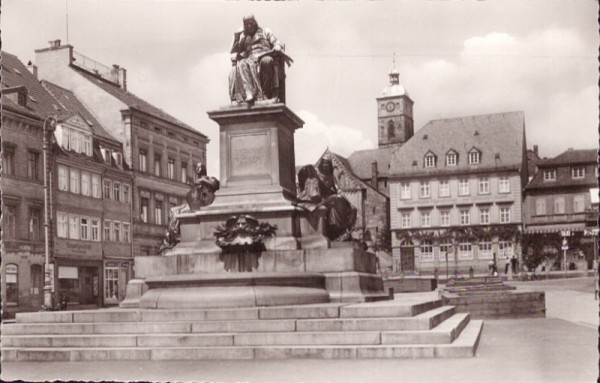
left=42, top=81, right=134, bottom=307
left=1, top=52, right=59, bottom=317
left=34, top=40, right=209, bottom=256
left=388, top=112, right=528, bottom=275
left=523, top=148, right=598, bottom=270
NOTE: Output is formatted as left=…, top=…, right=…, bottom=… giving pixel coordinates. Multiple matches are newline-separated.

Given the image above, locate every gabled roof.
left=1, top=51, right=64, bottom=119
left=390, top=111, right=526, bottom=177
left=538, top=149, right=597, bottom=167
left=71, top=65, right=207, bottom=139
left=346, top=146, right=397, bottom=179
left=525, top=148, right=597, bottom=190
left=41, top=80, right=117, bottom=143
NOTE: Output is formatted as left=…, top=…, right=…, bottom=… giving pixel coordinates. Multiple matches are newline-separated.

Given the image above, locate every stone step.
left=295, top=306, right=455, bottom=332
left=381, top=313, right=470, bottom=345
left=1, top=319, right=483, bottom=361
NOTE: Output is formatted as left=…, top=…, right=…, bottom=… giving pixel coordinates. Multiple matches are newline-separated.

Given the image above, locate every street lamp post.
left=42, top=116, right=56, bottom=310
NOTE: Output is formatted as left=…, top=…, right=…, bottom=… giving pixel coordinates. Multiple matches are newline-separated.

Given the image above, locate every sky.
left=3, top=0, right=598, bottom=175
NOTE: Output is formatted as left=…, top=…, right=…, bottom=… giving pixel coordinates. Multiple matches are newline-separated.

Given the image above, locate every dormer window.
left=543, top=169, right=556, bottom=181
left=572, top=166, right=585, bottom=179
left=112, top=151, right=123, bottom=168
left=424, top=153, right=436, bottom=168
left=100, top=148, right=111, bottom=163
left=446, top=151, right=457, bottom=166
left=468, top=149, right=481, bottom=165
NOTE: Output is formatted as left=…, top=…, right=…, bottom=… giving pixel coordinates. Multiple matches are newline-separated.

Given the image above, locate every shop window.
left=58, top=266, right=79, bottom=304
left=420, top=240, right=434, bottom=261
left=104, top=267, right=120, bottom=304
left=5, top=264, right=18, bottom=305
left=478, top=242, right=493, bottom=259
left=458, top=243, right=473, bottom=260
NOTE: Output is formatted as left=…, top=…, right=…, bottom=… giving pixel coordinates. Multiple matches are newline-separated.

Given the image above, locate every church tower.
left=376, top=65, right=414, bottom=148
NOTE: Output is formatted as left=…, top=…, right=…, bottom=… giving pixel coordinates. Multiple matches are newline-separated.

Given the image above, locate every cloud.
left=405, top=28, right=598, bottom=157
left=295, top=110, right=374, bottom=166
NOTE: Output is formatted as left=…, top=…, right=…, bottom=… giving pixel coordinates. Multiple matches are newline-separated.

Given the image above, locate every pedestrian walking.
left=504, top=253, right=510, bottom=274
left=594, top=259, right=599, bottom=300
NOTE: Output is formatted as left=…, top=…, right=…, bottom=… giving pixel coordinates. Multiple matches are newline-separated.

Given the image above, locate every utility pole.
left=43, top=116, right=56, bottom=310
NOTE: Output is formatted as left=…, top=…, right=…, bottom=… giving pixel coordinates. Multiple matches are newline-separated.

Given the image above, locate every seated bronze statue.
left=297, top=159, right=357, bottom=241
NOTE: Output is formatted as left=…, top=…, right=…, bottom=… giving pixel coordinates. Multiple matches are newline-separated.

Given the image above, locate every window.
left=123, top=222, right=131, bottom=243
left=572, top=166, right=585, bottom=179
left=478, top=177, right=490, bottom=194
left=63, top=128, right=71, bottom=150
left=554, top=197, right=565, bottom=214
left=438, top=180, right=450, bottom=197
left=80, top=217, right=90, bottom=240
left=500, top=206, right=511, bottom=223
left=139, top=149, right=147, bottom=172
left=468, top=151, right=480, bottom=165
left=478, top=242, right=493, bottom=259
left=420, top=240, right=434, bottom=261
left=400, top=183, right=411, bottom=199
left=168, top=158, right=175, bottom=179
left=573, top=195, right=585, bottom=213
left=446, top=153, right=457, bottom=166
left=92, top=174, right=101, bottom=198
left=460, top=209, right=470, bottom=225
left=30, top=264, right=43, bottom=295
left=181, top=162, right=188, bottom=183
left=5, top=264, right=18, bottom=305
left=104, top=220, right=112, bottom=241
left=122, top=185, right=130, bottom=203
left=29, top=207, right=42, bottom=240
left=103, top=179, right=112, bottom=200
left=535, top=198, right=546, bottom=215
left=69, top=214, right=79, bottom=239
left=543, top=169, right=556, bottom=181
left=401, top=212, right=412, bottom=228
left=57, top=212, right=69, bottom=238
left=113, top=221, right=121, bottom=242
left=83, top=135, right=92, bottom=156
left=155, top=200, right=163, bottom=225
left=459, top=179, right=470, bottom=196
left=440, top=210, right=450, bottom=227
left=91, top=219, right=100, bottom=241
left=421, top=211, right=431, bottom=227
left=479, top=207, right=490, bottom=225
left=154, top=154, right=162, bottom=176
left=439, top=238, right=453, bottom=257
left=27, top=151, right=39, bottom=180
left=4, top=205, right=17, bottom=239
left=81, top=172, right=91, bottom=196
left=70, top=169, right=79, bottom=194
left=419, top=181, right=430, bottom=198
left=4, top=145, right=15, bottom=175
left=458, top=243, right=473, bottom=260
left=499, top=241, right=512, bottom=257
left=424, top=154, right=435, bottom=168
left=141, top=198, right=149, bottom=223
left=71, top=130, right=81, bottom=153
left=498, top=177, right=510, bottom=193
left=113, top=182, right=121, bottom=202
left=387, top=120, right=395, bottom=138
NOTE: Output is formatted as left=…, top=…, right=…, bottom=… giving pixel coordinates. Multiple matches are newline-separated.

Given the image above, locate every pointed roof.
left=390, top=111, right=526, bottom=177
left=347, top=146, right=397, bottom=180
left=1, top=51, right=64, bottom=119
left=41, top=80, right=116, bottom=142
left=71, top=65, right=207, bottom=139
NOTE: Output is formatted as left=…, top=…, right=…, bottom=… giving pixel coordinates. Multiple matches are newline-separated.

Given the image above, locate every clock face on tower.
left=385, top=102, right=395, bottom=112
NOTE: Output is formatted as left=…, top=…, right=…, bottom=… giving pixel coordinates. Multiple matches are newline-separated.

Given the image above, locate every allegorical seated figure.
left=297, top=159, right=357, bottom=241
left=158, top=162, right=220, bottom=254
left=229, top=14, right=293, bottom=104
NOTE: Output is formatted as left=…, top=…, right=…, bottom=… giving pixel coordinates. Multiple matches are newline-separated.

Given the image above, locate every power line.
left=291, top=53, right=595, bottom=60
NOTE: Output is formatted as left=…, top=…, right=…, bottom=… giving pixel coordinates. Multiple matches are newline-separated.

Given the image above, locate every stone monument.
left=120, top=16, right=387, bottom=310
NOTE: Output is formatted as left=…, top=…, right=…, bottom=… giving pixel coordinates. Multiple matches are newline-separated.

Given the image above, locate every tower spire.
left=389, top=53, right=399, bottom=85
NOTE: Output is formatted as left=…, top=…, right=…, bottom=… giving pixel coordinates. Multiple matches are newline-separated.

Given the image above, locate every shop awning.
left=590, top=188, right=599, bottom=205
left=524, top=223, right=586, bottom=235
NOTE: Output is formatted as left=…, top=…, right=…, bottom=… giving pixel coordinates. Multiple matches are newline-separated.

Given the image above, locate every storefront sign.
left=48, top=263, right=55, bottom=292
left=58, top=266, right=78, bottom=279
left=584, top=228, right=599, bottom=236
left=560, top=230, right=571, bottom=237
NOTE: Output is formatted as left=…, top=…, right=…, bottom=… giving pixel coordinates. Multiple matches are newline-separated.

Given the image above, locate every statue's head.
left=318, top=158, right=333, bottom=175
left=195, top=161, right=207, bottom=177
left=243, top=14, right=258, bottom=35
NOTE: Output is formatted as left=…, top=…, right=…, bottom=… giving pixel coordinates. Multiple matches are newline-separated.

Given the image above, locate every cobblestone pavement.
left=2, top=278, right=598, bottom=383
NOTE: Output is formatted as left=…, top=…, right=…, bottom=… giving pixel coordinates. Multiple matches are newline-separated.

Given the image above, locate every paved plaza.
left=2, top=277, right=598, bottom=383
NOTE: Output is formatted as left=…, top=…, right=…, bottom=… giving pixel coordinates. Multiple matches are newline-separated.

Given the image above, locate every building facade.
left=522, top=149, right=598, bottom=270
left=34, top=40, right=209, bottom=256
left=389, top=112, right=528, bottom=275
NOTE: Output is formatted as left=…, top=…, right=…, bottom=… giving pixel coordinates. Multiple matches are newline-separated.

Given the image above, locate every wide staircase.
left=2, top=298, right=483, bottom=361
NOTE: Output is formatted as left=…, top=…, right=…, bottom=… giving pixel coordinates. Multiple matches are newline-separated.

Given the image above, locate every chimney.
left=27, top=61, right=38, bottom=78
left=533, top=145, right=538, bottom=156
left=110, top=64, right=127, bottom=91
left=48, top=39, right=61, bottom=49
left=371, top=161, right=378, bottom=190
